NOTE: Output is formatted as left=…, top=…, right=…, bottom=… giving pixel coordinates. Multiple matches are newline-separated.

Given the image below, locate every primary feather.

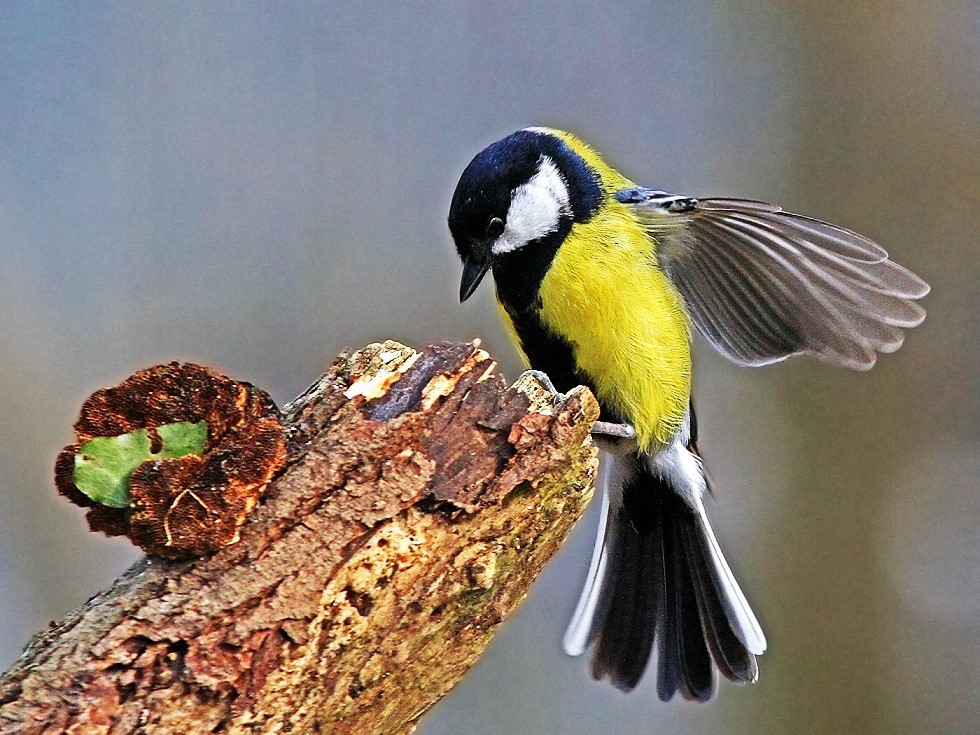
left=626, top=195, right=930, bottom=369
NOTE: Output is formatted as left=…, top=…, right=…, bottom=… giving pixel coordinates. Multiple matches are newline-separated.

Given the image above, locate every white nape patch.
left=492, top=155, right=571, bottom=255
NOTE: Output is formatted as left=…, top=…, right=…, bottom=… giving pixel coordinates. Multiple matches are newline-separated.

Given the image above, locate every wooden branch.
left=0, top=341, right=599, bottom=735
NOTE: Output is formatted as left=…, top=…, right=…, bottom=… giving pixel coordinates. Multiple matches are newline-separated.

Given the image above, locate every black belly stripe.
left=504, top=304, right=626, bottom=425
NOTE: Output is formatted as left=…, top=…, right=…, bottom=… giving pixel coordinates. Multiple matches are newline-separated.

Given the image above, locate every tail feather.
left=661, top=491, right=713, bottom=701
left=683, top=518, right=759, bottom=683
left=590, top=499, right=662, bottom=690
left=564, top=450, right=765, bottom=698
left=691, top=506, right=767, bottom=655
left=563, top=470, right=613, bottom=657
left=656, top=510, right=682, bottom=697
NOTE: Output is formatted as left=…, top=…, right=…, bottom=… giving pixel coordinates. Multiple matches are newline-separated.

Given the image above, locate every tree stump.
left=0, top=341, right=600, bottom=735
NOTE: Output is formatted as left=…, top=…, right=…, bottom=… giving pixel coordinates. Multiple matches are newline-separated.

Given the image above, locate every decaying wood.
left=0, top=341, right=600, bottom=735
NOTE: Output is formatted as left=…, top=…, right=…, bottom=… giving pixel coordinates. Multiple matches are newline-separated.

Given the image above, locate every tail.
left=562, top=447, right=766, bottom=698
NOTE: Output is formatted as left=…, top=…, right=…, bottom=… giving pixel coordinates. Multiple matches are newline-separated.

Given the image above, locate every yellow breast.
left=536, top=203, right=692, bottom=451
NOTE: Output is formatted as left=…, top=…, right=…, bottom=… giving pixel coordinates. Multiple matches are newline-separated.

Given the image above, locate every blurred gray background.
left=1, top=2, right=977, bottom=733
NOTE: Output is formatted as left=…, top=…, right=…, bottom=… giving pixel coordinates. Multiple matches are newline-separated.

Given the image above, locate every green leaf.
left=156, top=420, right=208, bottom=459
left=73, top=421, right=208, bottom=508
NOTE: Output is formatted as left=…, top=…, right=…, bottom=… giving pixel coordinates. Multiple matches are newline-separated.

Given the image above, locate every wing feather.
left=628, top=195, right=929, bottom=370
left=685, top=236, right=797, bottom=361
left=708, top=216, right=904, bottom=355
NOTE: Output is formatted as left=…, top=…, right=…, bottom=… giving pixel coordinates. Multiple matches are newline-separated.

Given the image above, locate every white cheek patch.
left=492, top=156, right=571, bottom=255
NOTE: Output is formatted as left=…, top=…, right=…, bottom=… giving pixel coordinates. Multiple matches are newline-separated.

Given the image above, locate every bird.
left=447, top=127, right=929, bottom=700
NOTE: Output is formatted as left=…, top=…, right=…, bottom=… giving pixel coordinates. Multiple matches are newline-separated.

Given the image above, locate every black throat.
left=491, top=217, right=572, bottom=313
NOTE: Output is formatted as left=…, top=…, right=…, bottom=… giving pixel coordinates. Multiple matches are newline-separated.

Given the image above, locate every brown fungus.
left=54, top=362, right=287, bottom=559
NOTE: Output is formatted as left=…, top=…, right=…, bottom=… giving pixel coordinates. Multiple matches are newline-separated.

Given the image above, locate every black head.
left=448, top=128, right=603, bottom=305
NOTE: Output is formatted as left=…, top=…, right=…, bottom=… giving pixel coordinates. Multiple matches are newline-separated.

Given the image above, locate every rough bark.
left=0, top=341, right=600, bottom=735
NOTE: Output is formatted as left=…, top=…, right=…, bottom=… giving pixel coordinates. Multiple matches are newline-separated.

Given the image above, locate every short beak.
left=459, top=257, right=491, bottom=302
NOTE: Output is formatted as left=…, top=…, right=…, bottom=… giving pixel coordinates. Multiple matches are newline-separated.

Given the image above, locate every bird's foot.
left=516, top=370, right=565, bottom=404
left=516, top=371, right=638, bottom=441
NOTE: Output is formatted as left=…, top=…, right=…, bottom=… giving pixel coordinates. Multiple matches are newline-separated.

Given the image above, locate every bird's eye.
left=487, top=217, right=505, bottom=239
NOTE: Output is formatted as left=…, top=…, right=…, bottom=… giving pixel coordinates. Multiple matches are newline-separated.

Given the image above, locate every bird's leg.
left=592, top=421, right=636, bottom=440
left=591, top=420, right=638, bottom=455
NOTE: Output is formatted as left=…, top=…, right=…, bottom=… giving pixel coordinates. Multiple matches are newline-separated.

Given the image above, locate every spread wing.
left=617, top=189, right=930, bottom=370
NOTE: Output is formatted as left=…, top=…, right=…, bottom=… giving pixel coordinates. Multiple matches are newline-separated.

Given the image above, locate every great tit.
left=448, top=127, right=929, bottom=700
